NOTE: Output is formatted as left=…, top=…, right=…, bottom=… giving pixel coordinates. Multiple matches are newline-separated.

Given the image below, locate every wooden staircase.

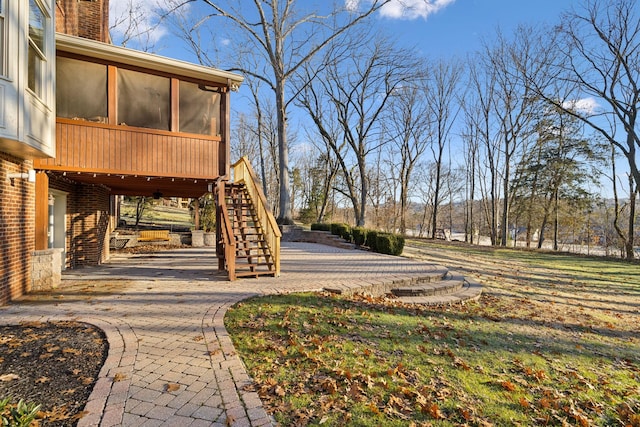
left=216, top=157, right=281, bottom=280
left=223, top=183, right=276, bottom=278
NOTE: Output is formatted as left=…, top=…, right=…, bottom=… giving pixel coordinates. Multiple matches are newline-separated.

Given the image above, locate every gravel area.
left=0, top=321, right=107, bottom=426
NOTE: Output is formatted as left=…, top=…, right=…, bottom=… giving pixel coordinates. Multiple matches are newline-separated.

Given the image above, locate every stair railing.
left=216, top=179, right=236, bottom=280
left=231, top=156, right=281, bottom=276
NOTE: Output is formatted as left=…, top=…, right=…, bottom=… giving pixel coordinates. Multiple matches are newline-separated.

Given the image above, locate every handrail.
left=217, top=179, right=236, bottom=280
left=231, top=156, right=281, bottom=276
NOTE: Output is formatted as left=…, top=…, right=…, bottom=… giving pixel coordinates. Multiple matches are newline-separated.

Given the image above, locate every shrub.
left=365, top=230, right=378, bottom=251
left=330, top=223, right=342, bottom=235
left=352, top=227, right=368, bottom=246
left=336, top=223, right=352, bottom=242
left=375, top=233, right=405, bottom=255
left=311, top=223, right=331, bottom=232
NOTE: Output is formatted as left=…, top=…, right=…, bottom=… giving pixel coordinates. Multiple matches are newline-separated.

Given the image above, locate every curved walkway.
left=0, top=242, right=450, bottom=427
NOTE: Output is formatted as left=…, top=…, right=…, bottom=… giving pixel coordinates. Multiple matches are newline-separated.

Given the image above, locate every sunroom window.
left=28, top=0, right=47, bottom=97
left=117, top=68, right=170, bottom=130
left=179, top=81, right=221, bottom=136
left=57, top=57, right=107, bottom=121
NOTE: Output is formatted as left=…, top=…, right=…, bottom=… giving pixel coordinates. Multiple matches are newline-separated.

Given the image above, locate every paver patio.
left=0, top=242, right=448, bottom=426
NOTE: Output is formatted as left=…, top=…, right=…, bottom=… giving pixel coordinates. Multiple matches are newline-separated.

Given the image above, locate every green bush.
left=365, top=230, right=378, bottom=251
left=311, top=223, right=331, bottom=232
left=352, top=227, right=368, bottom=246
left=330, top=223, right=351, bottom=241
left=375, top=233, right=405, bottom=255
left=336, top=223, right=352, bottom=242
left=0, top=397, right=41, bottom=427
left=330, top=223, right=341, bottom=235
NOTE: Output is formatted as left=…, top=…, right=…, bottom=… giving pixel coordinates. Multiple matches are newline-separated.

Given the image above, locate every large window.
left=179, top=81, right=221, bottom=136
left=28, top=0, right=47, bottom=97
left=57, top=57, right=107, bottom=121
left=117, top=68, right=170, bottom=130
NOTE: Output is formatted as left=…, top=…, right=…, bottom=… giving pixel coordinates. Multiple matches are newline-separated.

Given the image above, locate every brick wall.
left=0, top=153, right=35, bottom=305
left=55, top=0, right=78, bottom=36
left=56, top=0, right=109, bottom=42
left=49, top=176, right=111, bottom=269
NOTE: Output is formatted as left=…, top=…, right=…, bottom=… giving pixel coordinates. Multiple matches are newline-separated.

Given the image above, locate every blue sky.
left=380, top=0, right=576, bottom=57
left=109, top=0, right=622, bottom=196
left=110, top=0, right=578, bottom=65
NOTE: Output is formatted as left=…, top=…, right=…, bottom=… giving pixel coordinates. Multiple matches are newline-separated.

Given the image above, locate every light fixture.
left=6, top=170, right=36, bottom=183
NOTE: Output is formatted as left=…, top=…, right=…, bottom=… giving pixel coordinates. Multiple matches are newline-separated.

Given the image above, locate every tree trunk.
left=275, top=80, right=293, bottom=224
left=626, top=175, right=636, bottom=260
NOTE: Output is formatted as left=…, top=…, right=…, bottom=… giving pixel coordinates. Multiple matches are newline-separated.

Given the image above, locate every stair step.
left=390, top=273, right=465, bottom=297
left=236, top=256, right=272, bottom=261
left=395, top=280, right=482, bottom=306
left=235, top=270, right=277, bottom=278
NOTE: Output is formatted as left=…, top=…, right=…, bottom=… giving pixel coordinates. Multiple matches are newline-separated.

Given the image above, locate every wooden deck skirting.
left=35, top=119, right=222, bottom=179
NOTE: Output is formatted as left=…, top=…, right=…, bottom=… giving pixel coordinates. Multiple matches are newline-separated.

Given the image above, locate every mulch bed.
left=0, top=321, right=107, bottom=426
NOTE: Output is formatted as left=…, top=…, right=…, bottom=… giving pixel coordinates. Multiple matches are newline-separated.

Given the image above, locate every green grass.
left=120, top=202, right=192, bottom=228
left=225, top=240, right=640, bottom=426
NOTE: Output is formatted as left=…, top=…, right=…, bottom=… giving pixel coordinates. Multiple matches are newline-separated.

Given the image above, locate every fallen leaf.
left=274, top=385, right=286, bottom=397
left=0, top=373, right=19, bottom=382
left=113, top=372, right=127, bottom=382
left=501, top=381, right=516, bottom=392
left=165, top=383, right=180, bottom=392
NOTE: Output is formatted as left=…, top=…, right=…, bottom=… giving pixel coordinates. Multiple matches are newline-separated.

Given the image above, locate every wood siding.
left=35, top=119, right=223, bottom=179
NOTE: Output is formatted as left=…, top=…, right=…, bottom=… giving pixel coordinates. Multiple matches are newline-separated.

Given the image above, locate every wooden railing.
left=36, top=119, right=224, bottom=179
left=217, top=179, right=236, bottom=280
left=232, top=157, right=281, bottom=276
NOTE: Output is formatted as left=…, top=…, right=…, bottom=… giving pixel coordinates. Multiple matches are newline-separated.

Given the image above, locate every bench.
left=137, top=230, right=171, bottom=242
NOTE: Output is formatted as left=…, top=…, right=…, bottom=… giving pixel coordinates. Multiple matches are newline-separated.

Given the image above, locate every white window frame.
left=0, top=0, right=5, bottom=76
left=27, top=0, right=48, bottom=98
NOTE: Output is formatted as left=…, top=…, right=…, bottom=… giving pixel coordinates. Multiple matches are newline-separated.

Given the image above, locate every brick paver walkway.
left=0, top=242, right=443, bottom=426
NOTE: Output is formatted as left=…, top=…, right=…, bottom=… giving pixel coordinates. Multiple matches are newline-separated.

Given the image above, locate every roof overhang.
left=55, top=33, right=244, bottom=90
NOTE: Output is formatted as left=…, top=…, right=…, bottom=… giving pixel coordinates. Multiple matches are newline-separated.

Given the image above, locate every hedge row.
left=311, top=223, right=405, bottom=256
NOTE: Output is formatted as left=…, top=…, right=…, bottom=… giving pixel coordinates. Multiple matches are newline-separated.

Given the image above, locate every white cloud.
left=380, top=0, right=456, bottom=20
left=345, top=0, right=361, bottom=12
left=110, top=0, right=184, bottom=47
left=345, top=0, right=456, bottom=19
left=563, top=97, right=599, bottom=115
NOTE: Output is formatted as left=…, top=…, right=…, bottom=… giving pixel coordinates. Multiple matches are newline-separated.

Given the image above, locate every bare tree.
left=384, top=73, right=431, bottom=234
left=520, top=0, right=640, bottom=258
left=466, top=55, right=501, bottom=245
left=297, top=35, right=419, bottom=226
left=486, top=29, right=543, bottom=246
left=192, top=0, right=390, bottom=224
left=460, top=107, right=480, bottom=244
left=425, top=59, right=464, bottom=239
left=110, top=0, right=188, bottom=51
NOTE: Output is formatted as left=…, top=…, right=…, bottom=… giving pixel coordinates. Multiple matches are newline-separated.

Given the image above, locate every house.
left=0, top=0, right=279, bottom=305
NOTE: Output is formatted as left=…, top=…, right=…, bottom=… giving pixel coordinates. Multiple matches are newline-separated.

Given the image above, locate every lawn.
left=225, top=240, right=640, bottom=426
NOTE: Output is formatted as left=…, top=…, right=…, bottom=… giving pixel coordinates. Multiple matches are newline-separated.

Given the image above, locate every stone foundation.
left=31, top=248, right=63, bottom=291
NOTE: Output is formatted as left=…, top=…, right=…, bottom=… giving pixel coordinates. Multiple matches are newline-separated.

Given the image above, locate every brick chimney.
left=56, top=0, right=110, bottom=43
